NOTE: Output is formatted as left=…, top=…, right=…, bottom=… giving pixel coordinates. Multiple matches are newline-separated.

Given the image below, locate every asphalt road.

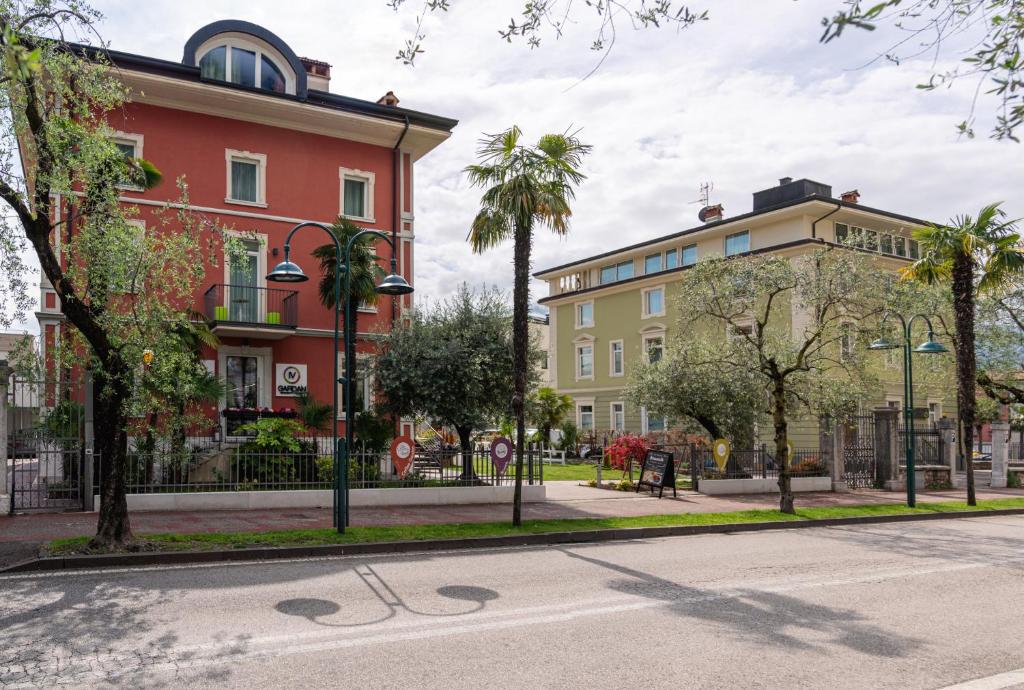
left=3, top=516, right=1024, bottom=689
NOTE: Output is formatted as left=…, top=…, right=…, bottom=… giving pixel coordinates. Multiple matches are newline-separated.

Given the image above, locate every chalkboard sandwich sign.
left=636, top=449, right=677, bottom=498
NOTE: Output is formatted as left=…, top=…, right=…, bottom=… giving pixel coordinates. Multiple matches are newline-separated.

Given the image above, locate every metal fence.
left=897, top=424, right=944, bottom=467
left=693, top=446, right=828, bottom=481
left=103, top=438, right=543, bottom=493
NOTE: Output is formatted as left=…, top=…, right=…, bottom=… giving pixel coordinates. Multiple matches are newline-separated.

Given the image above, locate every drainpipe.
left=812, top=201, right=842, bottom=240
left=391, top=116, right=410, bottom=323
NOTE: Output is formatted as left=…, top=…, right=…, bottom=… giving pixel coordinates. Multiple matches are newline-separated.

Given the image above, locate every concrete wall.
left=697, top=476, right=832, bottom=495
left=94, top=484, right=547, bottom=512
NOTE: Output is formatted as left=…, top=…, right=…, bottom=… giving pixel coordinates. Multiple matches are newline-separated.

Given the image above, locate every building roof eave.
left=533, top=196, right=931, bottom=279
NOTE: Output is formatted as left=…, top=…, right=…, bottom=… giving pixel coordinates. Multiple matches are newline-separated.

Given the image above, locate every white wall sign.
left=275, top=363, right=307, bottom=397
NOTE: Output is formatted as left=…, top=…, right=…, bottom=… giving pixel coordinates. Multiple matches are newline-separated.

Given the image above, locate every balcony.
left=203, top=284, right=299, bottom=340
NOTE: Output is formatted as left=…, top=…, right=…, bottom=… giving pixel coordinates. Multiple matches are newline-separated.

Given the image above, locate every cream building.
left=534, top=177, right=955, bottom=438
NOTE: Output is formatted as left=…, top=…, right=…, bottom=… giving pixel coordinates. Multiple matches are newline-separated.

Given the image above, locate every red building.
left=35, top=20, right=456, bottom=439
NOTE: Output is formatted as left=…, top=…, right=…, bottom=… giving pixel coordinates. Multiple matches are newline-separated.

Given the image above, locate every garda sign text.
left=275, top=364, right=308, bottom=397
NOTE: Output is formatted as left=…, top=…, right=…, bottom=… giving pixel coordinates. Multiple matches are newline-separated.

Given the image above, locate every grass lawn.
left=541, top=463, right=691, bottom=487
left=47, top=497, right=1024, bottom=556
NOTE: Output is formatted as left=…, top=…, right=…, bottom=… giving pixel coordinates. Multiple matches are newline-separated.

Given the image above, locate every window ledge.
left=116, top=184, right=146, bottom=193
left=642, top=312, right=666, bottom=319
left=225, top=197, right=269, bottom=209
left=609, top=372, right=624, bottom=378
left=341, top=214, right=376, bottom=224
left=575, top=375, right=595, bottom=382
left=575, top=322, right=594, bottom=330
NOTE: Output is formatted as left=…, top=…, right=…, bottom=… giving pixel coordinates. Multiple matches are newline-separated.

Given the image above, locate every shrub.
left=790, top=456, right=827, bottom=476
left=353, top=409, right=392, bottom=452
left=557, top=421, right=579, bottom=454
left=605, top=434, right=649, bottom=473
left=1009, top=470, right=1022, bottom=489
left=232, top=418, right=315, bottom=485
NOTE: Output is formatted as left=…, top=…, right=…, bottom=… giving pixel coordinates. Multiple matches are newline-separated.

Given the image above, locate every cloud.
left=9, top=0, right=1024, bottom=330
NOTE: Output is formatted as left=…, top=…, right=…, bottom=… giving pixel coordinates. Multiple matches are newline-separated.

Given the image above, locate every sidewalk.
left=3, top=483, right=1023, bottom=551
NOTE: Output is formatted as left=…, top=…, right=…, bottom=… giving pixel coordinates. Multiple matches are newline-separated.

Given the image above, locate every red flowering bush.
left=605, top=434, right=649, bottom=473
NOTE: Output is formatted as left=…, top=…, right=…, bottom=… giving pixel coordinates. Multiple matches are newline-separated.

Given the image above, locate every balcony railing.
left=203, top=284, right=299, bottom=328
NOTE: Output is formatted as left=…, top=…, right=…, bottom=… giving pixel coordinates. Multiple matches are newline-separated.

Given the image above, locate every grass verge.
left=46, top=497, right=1024, bottom=556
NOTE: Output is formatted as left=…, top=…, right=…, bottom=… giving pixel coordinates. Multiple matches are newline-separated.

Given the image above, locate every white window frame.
left=225, top=149, right=268, bottom=207
left=610, top=401, right=625, bottom=433
left=642, top=331, right=665, bottom=364
left=119, top=220, right=146, bottom=294
left=575, top=300, right=594, bottom=329
left=196, top=34, right=297, bottom=95
left=927, top=400, right=942, bottom=425
left=641, top=286, right=666, bottom=318
left=339, top=166, right=376, bottom=222
left=839, top=321, right=856, bottom=362
left=112, top=131, right=145, bottom=191
left=640, top=406, right=668, bottom=434
left=576, top=399, right=596, bottom=432
left=576, top=341, right=595, bottom=381
left=728, top=319, right=755, bottom=342
left=609, top=339, right=624, bottom=377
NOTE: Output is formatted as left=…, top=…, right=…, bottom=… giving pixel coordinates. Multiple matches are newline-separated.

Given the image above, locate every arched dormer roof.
left=182, top=20, right=307, bottom=98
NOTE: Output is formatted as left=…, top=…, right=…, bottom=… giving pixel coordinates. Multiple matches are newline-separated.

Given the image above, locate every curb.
left=5, top=507, right=1024, bottom=574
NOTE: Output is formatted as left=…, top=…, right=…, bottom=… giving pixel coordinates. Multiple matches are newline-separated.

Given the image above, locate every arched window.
left=198, top=39, right=291, bottom=94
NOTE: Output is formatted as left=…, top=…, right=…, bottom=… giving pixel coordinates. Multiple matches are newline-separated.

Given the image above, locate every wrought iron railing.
left=101, top=439, right=544, bottom=493
left=693, top=446, right=828, bottom=480
left=203, top=284, right=299, bottom=327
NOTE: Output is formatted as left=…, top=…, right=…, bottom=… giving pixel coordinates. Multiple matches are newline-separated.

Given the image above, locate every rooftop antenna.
left=690, top=181, right=714, bottom=207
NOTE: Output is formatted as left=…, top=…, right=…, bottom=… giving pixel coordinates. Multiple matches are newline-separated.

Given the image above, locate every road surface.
left=3, top=515, right=1024, bottom=689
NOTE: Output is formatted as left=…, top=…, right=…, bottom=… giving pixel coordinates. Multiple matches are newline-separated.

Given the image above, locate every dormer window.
left=198, top=39, right=291, bottom=94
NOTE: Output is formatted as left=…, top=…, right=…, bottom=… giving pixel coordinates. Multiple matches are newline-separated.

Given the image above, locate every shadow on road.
left=559, top=547, right=923, bottom=658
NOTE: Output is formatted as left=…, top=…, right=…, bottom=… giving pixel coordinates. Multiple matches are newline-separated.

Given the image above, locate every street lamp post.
left=868, top=314, right=948, bottom=507
left=268, top=223, right=413, bottom=533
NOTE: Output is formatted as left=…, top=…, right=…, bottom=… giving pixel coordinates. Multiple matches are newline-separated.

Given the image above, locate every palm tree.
left=314, top=218, right=385, bottom=434
left=902, top=203, right=1024, bottom=505
left=466, top=126, right=591, bottom=525
left=527, top=387, right=574, bottom=446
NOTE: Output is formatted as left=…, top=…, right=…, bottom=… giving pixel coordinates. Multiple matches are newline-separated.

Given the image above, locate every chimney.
left=376, top=90, right=400, bottom=107
left=698, top=204, right=724, bottom=223
left=841, top=189, right=861, bottom=204
left=300, top=57, right=332, bottom=91
left=779, top=177, right=793, bottom=186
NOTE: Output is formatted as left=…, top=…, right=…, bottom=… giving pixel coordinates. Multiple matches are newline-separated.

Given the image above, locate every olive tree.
left=672, top=249, right=884, bottom=513
left=0, top=3, right=227, bottom=546
left=374, top=285, right=522, bottom=483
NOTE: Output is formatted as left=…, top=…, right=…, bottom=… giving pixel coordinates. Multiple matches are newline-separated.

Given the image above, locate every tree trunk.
left=772, top=380, right=794, bottom=514
left=952, top=251, right=977, bottom=506
left=511, top=225, right=532, bottom=527
left=457, top=425, right=480, bottom=484
left=90, top=365, right=133, bottom=548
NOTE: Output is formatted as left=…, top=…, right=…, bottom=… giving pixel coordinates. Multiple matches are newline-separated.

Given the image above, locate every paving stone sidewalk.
left=3, top=482, right=1022, bottom=551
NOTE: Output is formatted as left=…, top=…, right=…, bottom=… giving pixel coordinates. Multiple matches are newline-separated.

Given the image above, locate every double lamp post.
left=267, top=222, right=413, bottom=534
left=868, top=313, right=948, bottom=507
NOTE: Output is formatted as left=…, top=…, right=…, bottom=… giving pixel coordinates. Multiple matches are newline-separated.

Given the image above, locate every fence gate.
left=842, top=415, right=877, bottom=489
left=6, top=375, right=86, bottom=513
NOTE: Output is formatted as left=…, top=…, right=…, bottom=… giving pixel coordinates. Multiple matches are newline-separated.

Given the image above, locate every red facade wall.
left=97, top=101, right=411, bottom=435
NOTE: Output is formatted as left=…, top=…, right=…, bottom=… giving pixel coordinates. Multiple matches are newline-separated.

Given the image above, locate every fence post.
left=873, top=407, right=899, bottom=490
left=689, top=444, right=699, bottom=491
left=0, top=360, right=10, bottom=515
left=528, top=443, right=535, bottom=485
left=82, top=370, right=95, bottom=511
left=936, top=417, right=956, bottom=479
left=990, top=421, right=1009, bottom=489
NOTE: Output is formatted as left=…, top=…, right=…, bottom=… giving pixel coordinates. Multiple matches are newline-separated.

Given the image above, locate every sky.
left=8, top=0, right=1024, bottom=332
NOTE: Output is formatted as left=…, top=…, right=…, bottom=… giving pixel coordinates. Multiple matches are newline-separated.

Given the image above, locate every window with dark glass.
left=880, top=234, right=893, bottom=255
left=835, top=223, right=849, bottom=244
left=260, top=55, right=286, bottom=92
left=231, top=47, right=256, bottom=87
left=230, top=159, right=259, bottom=202
left=894, top=236, right=907, bottom=257
left=199, top=46, right=226, bottom=81
left=600, top=260, right=634, bottom=284
left=343, top=178, right=367, bottom=217
left=682, top=244, right=697, bottom=266
left=724, top=231, right=749, bottom=256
